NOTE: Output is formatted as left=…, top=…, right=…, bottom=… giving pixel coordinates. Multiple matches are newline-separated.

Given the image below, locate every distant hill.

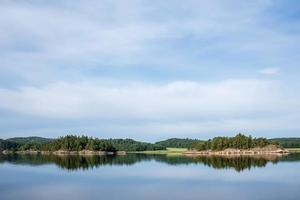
left=157, top=137, right=300, bottom=149
left=0, top=137, right=54, bottom=151
left=155, top=138, right=203, bottom=149
left=0, top=136, right=165, bottom=152
left=0, top=139, right=18, bottom=151
left=108, top=138, right=165, bottom=151
left=7, top=137, right=53, bottom=145
left=1, top=136, right=300, bottom=152
left=269, top=138, right=300, bottom=148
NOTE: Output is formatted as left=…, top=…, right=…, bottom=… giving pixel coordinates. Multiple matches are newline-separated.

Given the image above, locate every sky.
left=0, top=0, right=300, bottom=141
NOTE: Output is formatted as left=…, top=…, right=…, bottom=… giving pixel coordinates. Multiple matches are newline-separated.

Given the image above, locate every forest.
left=41, top=136, right=165, bottom=152
left=268, top=138, right=300, bottom=148
left=155, top=138, right=202, bottom=149
left=1, top=134, right=300, bottom=153
left=192, top=133, right=275, bottom=151
left=0, top=139, right=19, bottom=151
left=0, top=136, right=165, bottom=152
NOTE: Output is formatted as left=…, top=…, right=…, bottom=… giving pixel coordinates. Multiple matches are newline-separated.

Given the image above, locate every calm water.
left=0, top=153, right=300, bottom=200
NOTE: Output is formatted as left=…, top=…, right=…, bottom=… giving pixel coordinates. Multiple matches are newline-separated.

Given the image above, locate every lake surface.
left=0, top=153, right=300, bottom=200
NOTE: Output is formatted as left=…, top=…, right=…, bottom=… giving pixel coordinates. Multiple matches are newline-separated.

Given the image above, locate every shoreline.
left=1, top=150, right=126, bottom=156
left=1, top=146, right=294, bottom=157
left=183, top=146, right=289, bottom=156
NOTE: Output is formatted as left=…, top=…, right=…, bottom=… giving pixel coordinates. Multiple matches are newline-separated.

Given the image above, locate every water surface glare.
left=0, top=153, right=299, bottom=200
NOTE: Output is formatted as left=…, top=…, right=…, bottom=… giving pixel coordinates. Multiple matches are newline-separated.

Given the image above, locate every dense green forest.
left=7, top=137, right=53, bottom=145
left=0, top=139, right=18, bottom=151
left=41, top=136, right=165, bottom=152
left=1, top=134, right=299, bottom=153
left=155, top=138, right=202, bottom=149
left=5, top=137, right=53, bottom=151
left=0, top=136, right=165, bottom=152
left=108, top=139, right=165, bottom=151
left=268, top=138, right=300, bottom=148
left=155, top=137, right=300, bottom=149
left=193, top=133, right=274, bottom=151
left=40, top=136, right=117, bottom=152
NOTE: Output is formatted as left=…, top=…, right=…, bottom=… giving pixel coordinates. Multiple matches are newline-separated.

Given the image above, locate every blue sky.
left=0, top=0, right=300, bottom=141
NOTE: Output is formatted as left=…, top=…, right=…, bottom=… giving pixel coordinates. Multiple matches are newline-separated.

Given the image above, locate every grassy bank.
left=129, top=148, right=187, bottom=155
left=287, top=148, right=300, bottom=153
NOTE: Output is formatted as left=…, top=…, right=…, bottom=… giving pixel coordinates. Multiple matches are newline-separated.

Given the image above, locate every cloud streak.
left=1, top=0, right=299, bottom=84
left=0, top=79, right=299, bottom=139
left=0, top=1, right=300, bottom=139
left=0, top=79, right=286, bottom=119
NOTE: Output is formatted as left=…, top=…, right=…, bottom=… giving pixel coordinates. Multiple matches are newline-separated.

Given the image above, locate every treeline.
left=41, top=136, right=117, bottom=152
left=268, top=138, right=300, bottom=148
left=108, top=139, right=165, bottom=151
left=0, top=137, right=52, bottom=152
left=154, top=136, right=300, bottom=149
left=2, top=134, right=299, bottom=153
left=41, top=136, right=165, bottom=152
left=1, top=136, right=165, bottom=152
left=7, top=137, right=52, bottom=145
left=0, top=139, right=18, bottom=151
left=193, top=133, right=275, bottom=151
left=155, top=138, right=202, bottom=149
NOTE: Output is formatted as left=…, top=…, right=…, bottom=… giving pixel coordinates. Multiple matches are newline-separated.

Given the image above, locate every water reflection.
left=0, top=153, right=299, bottom=172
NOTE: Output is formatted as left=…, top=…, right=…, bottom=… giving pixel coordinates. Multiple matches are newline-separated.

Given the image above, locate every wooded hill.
left=0, top=136, right=165, bottom=152
left=192, top=134, right=272, bottom=151
left=155, top=138, right=202, bottom=149
left=157, top=137, right=300, bottom=149
left=268, top=138, right=300, bottom=148
left=7, top=137, right=53, bottom=145
left=1, top=135, right=299, bottom=152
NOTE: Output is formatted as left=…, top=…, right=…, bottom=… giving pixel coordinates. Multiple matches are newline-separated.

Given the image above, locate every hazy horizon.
left=1, top=0, right=300, bottom=141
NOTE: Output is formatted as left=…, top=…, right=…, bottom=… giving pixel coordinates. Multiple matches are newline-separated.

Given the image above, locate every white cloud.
left=0, top=79, right=282, bottom=119
left=0, top=0, right=299, bottom=84
left=258, top=68, right=280, bottom=75
left=0, top=79, right=299, bottom=138
left=0, top=1, right=300, bottom=138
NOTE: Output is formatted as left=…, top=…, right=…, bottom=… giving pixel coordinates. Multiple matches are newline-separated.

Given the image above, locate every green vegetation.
left=193, top=133, right=272, bottom=151
left=108, top=139, right=165, bottom=152
left=41, top=135, right=117, bottom=152
left=2, top=134, right=299, bottom=153
left=155, top=138, right=202, bottom=149
left=7, top=137, right=53, bottom=144
left=268, top=138, right=300, bottom=148
left=5, top=137, right=53, bottom=151
left=1, top=135, right=165, bottom=152
left=0, top=139, right=18, bottom=151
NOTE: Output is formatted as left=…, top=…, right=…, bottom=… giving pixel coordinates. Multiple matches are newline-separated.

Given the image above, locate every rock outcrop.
left=184, top=145, right=289, bottom=155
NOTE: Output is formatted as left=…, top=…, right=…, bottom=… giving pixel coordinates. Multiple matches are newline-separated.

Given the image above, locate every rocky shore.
left=183, top=145, right=289, bottom=156
left=1, top=150, right=126, bottom=156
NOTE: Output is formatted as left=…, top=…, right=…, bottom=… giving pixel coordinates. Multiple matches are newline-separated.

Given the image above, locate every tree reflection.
left=0, top=153, right=298, bottom=172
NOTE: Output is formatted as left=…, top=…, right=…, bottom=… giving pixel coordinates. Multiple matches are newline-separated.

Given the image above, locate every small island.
left=185, top=134, right=289, bottom=155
